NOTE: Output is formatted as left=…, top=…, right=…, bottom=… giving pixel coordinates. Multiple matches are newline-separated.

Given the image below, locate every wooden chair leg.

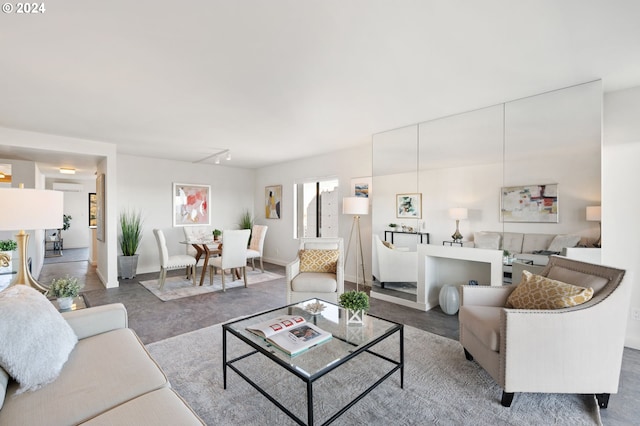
left=259, top=257, right=264, bottom=273
left=191, top=265, right=196, bottom=286
left=210, top=266, right=215, bottom=285
left=159, top=268, right=167, bottom=289
left=243, top=266, right=248, bottom=287
left=251, top=258, right=256, bottom=271
left=221, top=271, right=226, bottom=292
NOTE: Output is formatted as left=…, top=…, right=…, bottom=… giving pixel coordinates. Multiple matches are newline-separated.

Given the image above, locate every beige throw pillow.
left=381, top=240, right=395, bottom=249
left=299, top=249, right=339, bottom=273
left=506, top=270, right=594, bottom=309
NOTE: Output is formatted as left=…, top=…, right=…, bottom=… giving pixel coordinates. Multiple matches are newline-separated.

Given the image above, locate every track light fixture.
left=193, top=149, right=231, bottom=165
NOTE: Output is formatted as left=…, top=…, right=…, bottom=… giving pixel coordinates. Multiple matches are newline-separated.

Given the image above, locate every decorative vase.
left=439, top=285, right=460, bottom=315
left=346, top=309, right=365, bottom=325
left=57, top=296, right=73, bottom=310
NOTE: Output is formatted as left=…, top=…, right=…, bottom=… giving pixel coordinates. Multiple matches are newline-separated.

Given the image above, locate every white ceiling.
left=1, top=1, right=640, bottom=175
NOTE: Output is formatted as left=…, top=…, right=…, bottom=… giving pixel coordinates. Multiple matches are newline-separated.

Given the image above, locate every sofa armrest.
left=460, top=285, right=516, bottom=307
left=62, top=303, right=128, bottom=340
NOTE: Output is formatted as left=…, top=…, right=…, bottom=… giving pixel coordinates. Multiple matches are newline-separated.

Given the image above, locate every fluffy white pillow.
left=473, top=232, right=501, bottom=249
left=0, top=286, right=78, bottom=394
left=547, top=234, right=581, bottom=252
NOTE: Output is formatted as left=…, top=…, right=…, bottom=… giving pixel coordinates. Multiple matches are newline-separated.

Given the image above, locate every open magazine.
left=246, top=315, right=332, bottom=356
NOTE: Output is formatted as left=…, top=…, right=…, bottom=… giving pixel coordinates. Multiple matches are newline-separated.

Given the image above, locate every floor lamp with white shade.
left=0, top=186, right=64, bottom=292
left=343, top=197, right=369, bottom=291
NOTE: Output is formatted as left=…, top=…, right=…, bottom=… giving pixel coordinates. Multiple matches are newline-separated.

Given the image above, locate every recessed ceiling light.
left=59, top=168, right=76, bottom=175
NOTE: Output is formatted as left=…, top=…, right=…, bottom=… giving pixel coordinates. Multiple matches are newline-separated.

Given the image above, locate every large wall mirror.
left=371, top=80, right=602, bottom=310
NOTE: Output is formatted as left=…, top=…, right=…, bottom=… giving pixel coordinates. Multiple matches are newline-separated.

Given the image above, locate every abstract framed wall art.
left=351, top=176, right=372, bottom=198
left=396, top=193, right=422, bottom=218
left=501, top=183, right=558, bottom=223
left=265, top=185, right=282, bottom=219
left=173, top=183, right=211, bottom=226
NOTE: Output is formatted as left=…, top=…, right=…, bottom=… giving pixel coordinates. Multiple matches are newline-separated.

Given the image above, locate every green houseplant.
left=239, top=210, right=253, bottom=230
left=0, top=239, right=17, bottom=271
left=213, top=229, right=222, bottom=241
left=46, top=275, right=83, bottom=310
left=118, top=209, right=143, bottom=279
left=339, top=290, right=370, bottom=325
left=0, top=239, right=17, bottom=252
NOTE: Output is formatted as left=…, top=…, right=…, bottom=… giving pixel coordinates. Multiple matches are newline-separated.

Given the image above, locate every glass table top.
left=224, top=298, right=401, bottom=377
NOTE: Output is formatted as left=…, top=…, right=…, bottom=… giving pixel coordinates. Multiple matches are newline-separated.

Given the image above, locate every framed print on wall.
left=173, top=183, right=211, bottom=226
left=265, top=185, right=282, bottom=219
left=396, top=193, right=422, bottom=218
left=351, top=176, right=372, bottom=198
left=501, top=183, right=558, bottom=223
left=88, top=193, right=97, bottom=228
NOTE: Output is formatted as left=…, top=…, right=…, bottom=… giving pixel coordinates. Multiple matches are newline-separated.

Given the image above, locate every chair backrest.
left=221, top=229, right=251, bottom=268
left=153, top=229, right=169, bottom=267
left=249, top=225, right=268, bottom=253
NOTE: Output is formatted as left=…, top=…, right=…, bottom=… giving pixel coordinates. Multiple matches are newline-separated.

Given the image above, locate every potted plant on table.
left=0, top=239, right=17, bottom=273
left=213, top=229, right=222, bottom=241
left=46, top=275, right=83, bottom=310
left=118, top=209, right=144, bottom=279
left=339, top=290, right=370, bottom=325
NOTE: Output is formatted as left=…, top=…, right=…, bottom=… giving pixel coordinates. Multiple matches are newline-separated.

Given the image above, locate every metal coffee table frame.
left=222, top=299, right=404, bottom=426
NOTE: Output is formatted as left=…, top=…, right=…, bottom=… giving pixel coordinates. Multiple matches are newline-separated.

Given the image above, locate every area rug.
left=147, top=323, right=601, bottom=425
left=139, top=270, right=284, bottom=301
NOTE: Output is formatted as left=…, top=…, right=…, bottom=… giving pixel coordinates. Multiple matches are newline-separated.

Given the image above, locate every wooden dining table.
left=180, top=239, right=241, bottom=286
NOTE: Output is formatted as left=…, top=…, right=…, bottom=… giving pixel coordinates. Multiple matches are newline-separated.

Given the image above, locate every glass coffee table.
left=222, top=298, right=403, bottom=425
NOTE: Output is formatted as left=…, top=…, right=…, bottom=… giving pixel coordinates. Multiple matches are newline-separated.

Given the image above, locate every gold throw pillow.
left=299, top=249, right=339, bottom=273
left=506, top=270, right=594, bottom=309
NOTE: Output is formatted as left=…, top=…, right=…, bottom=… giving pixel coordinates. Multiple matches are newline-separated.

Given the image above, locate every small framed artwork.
left=501, top=183, right=558, bottom=223
left=173, top=183, right=211, bottom=226
left=351, top=176, right=372, bottom=198
left=265, top=185, right=282, bottom=219
left=396, top=193, right=422, bottom=218
left=88, top=193, right=97, bottom=228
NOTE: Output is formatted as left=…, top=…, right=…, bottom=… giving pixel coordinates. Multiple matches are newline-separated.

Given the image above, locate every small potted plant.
left=339, top=290, right=370, bottom=325
left=0, top=239, right=17, bottom=272
left=213, top=229, right=222, bottom=241
left=46, top=275, right=83, bottom=310
left=388, top=223, right=397, bottom=230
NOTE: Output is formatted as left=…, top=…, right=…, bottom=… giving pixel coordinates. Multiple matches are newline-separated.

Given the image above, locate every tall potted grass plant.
left=118, top=209, right=143, bottom=279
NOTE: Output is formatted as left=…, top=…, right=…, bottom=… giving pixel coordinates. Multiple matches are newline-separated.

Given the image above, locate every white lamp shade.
left=343, top=197, right=369, bottom=215
left=586, top=206, right=601, bottom=222
left=448, top=207, right=468, bottom=220
left=0, top=188, right=64, bottom=230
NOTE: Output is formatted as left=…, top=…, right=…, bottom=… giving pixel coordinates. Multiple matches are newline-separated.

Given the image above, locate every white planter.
left=346, top=309, right=365, bottom=325
left=57, top=297, right=73, bottom=310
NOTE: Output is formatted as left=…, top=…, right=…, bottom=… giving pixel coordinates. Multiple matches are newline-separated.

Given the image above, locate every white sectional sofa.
left=0, top=303, right=203, bottom=426
left=471, top=231, right=581, bottom=266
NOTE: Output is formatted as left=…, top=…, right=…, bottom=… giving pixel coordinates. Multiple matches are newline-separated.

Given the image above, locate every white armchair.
left=459, top=256, right=627, bottom=408
left=372, top=235, right=417, bottom=287
left=286, top=238, right=344, bottom=304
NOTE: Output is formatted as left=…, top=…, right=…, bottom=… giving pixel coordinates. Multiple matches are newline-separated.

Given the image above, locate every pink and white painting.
left=173, top=183, right=211, bottom=226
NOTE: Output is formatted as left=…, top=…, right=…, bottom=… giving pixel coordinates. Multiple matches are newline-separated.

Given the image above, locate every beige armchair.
left=459, top=256, right=627, bottom=408
left=286, top=238, right=344, bottom=304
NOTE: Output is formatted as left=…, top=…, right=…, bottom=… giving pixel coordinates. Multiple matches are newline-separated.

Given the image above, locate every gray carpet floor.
left=147, top=323, right=600, bottom=425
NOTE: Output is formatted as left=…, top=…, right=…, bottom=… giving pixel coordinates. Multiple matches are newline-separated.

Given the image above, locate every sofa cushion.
left=0, top=328, right=168, bottom=426
left=502, top=232, right=524, bottom=254
left=0, top=285, right=77, bottom=394
left=547, top=234, right=581, bottom=252
left=459, top=306, right=502, bottom=352
left=522, top=233, right=556, bottom=254
left=473, top=232, right=501, bottom=249
left=546, top=265, right=609, bottom=295
left=291, top=272, right=337, bottom=293
left=80, top=388, right=204, bottom=425
left=299, top=249, right=339, bottom=273
left=506, top=271, right=594, bottom=309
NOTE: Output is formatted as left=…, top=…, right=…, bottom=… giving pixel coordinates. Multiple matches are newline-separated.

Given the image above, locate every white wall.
left=44, top=178, right=96, bottom=249
left=603, top=85, right=640, bottom=349
left=117, top=154, right=255, bottom=275
left=254, top=145, right=372, bottom=284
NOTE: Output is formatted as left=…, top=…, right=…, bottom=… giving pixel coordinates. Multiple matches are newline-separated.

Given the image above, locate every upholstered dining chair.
left=153, top=229, right=197, bottom=289
left=246, top=225, right=268, bottom=272
left=208, top=229, right=251, bottom=291
left=286, top=238, right=344, bottom=304
left=459, top=255, right=627, bottom=409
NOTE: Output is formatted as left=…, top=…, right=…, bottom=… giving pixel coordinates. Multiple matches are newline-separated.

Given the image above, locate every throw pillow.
left=547, top=234, right=581, bottom=252
left=473, top=232, right=501, bottom=249
left=0, top=285, right=78, bottom=394
left=381, top=241, right=395, bottom=249
left=506, top=270, right=594, bottom=310
left=299, top=249, right=339, bottom=273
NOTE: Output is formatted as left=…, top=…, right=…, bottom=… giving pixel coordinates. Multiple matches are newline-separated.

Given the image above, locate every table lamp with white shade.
left=0, top=186, right=64, bottom=292
left=449, top=207, right=468, bottom=243
left=343, top=197, right=369, bottom=290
